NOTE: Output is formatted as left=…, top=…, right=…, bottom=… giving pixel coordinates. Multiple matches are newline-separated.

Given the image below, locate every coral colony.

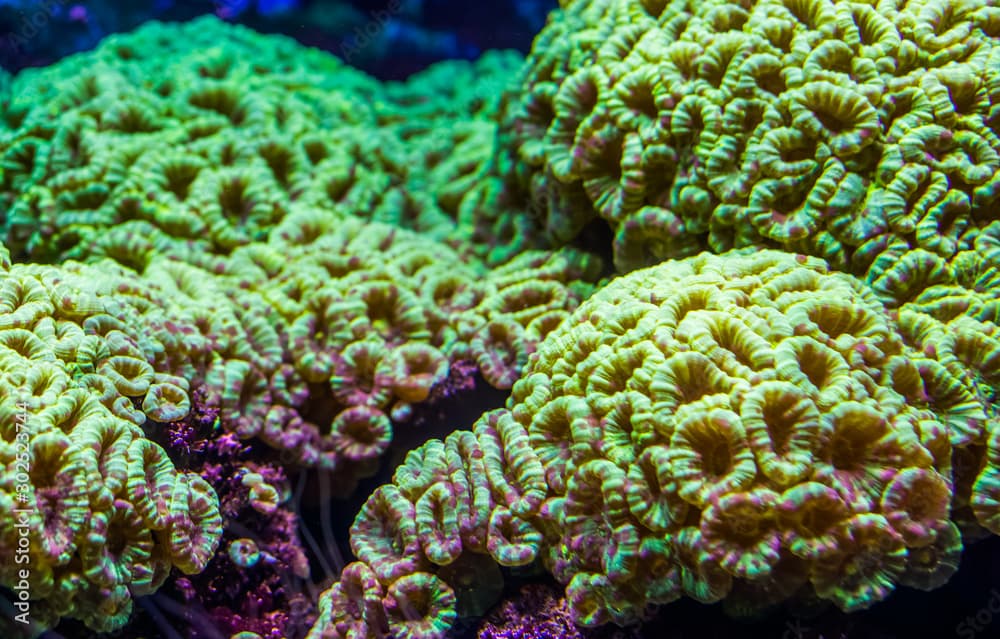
left=0, top=0, right=999, bottom=638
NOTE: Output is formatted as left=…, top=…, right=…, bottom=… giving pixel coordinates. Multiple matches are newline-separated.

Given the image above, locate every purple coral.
left=432, top=358, right=480, bottom=400
left=153, top=390, right=316, bottom=638
left=477, top=585, right=586, bottom=639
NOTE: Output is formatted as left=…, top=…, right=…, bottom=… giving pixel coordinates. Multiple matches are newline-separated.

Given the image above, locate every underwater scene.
left=1, top=0, right=999, bottom=638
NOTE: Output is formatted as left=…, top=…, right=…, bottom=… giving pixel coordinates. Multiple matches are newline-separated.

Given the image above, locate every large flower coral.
left=312, top=249, right=999, bottom=636
left=0, top=15, right=604, bottom=491
left=499, top=0, right=1000, bottom=292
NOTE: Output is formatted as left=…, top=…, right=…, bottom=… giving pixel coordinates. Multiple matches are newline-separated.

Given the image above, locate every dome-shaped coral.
left=0, top=15, right=525, bottom=266
left=0, top=259, right=222, bottom=635
left=312, top=248, right=999, bottom=634
left=499, top=0, right=1000, bottom=288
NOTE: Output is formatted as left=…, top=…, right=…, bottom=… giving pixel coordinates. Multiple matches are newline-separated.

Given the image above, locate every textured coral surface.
left=0, top=245, right=222, bottom=635
left=311, top=249, right=999, bottom=635
left=500, top=0, right=1000, bottom=285
left=0, top=16, right=528, bottom=265
left=1, top=4, right=999, bottom=639
left=0, top=16, right=602, bottom=636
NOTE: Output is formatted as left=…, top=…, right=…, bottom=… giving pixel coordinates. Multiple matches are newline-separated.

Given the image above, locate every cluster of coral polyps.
left=184, top=212, right=600, bottom=475
left=500, top=0, right=1000, bottom=283
left=0, top=202, right=598, bottom=636
left=0, top=16, right=528, bottom=265
left=3, top=3, right=1000, bottom=638
left=311, top=248, right=1000, bottom=636
left=0, top=16, right=606, bottom=636
left=0, top=244, right=222, bottom=633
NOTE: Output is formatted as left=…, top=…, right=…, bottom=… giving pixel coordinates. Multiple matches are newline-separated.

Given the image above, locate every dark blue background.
left=0, top=0, right=556, bottom=77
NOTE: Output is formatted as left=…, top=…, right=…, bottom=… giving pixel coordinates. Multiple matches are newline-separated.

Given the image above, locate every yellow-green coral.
left=2, top=16, right=604, bottom=503
left=0, top=16, right=524, bottom=265
left=0, top=252, right=221, bottom=635
left=499, top=0, right=1000, bottom=281
left=10, top=9, right=997, bottom=638
left=312, top=248, right=999, bottom=636
left=0, top=202, right=598, bottom=491
left=197, top=212, right=599, bottom=473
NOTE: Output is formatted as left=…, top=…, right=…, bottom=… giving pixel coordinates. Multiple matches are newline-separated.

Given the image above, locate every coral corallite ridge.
left=311, top=249, right=999, bottom=635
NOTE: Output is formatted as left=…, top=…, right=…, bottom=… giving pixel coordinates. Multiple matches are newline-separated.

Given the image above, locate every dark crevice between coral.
left=294, top=362, right=509, bottom=619
left=569, top=216, right=616, bottom=280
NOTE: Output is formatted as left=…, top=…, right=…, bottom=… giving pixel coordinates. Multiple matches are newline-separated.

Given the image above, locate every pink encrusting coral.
left=166, top=422, right=315, bottom=638
left=476, top=584, right=590, bottom=639
left=310, top=248, right=999, bottom=636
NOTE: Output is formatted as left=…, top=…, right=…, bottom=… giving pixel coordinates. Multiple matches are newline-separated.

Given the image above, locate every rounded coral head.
left=510, top=248, right=975, bottom=622
left=500, top=0, right=1000, bottom=287
left=315, top=248, right=998, bottom=635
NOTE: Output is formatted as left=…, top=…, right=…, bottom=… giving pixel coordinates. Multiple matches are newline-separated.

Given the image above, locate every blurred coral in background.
left=0, top=0, right=557, bottom=78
